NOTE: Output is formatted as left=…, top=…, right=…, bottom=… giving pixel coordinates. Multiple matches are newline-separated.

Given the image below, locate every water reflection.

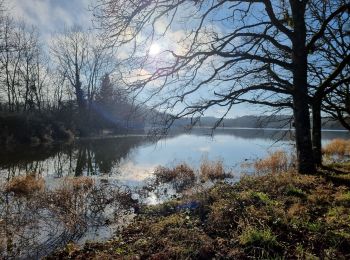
left=0, top=136, right=150, bottom=180
left=1, top=129, right=349, bottom=180
left=0, top=177, right=136, bottom=259
left=0, top=128, right=349, bottom=259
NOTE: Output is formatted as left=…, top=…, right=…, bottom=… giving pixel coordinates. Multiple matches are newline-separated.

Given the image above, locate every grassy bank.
left=48, top=162, right=350, bottom=258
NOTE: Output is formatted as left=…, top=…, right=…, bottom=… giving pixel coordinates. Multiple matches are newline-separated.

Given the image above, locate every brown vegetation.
left=323, top=139, right=350, bottom=159
left=1, top=175, right=137, bottom=259
left=154, top=164, right=195, bottom=183
left=152, top=164, right=196, bottom=192
left=49, top=158, right=350, bottom=259
left=62, top=177, right=95, bottom=191
left=200, top=159, right=230, bottom=181
left=254, top=150, right=291, bottom=174
left=4, top=173, right=45, bottom=196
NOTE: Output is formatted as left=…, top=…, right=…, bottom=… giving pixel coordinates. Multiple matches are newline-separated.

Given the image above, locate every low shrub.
left=49, top=168, right=350, bottom=259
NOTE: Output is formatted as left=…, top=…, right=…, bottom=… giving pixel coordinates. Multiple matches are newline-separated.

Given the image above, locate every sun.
left=149, top=43, right=161, bottom=56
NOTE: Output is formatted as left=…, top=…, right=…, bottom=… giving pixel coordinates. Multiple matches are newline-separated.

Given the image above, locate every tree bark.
left=312, top=101, right=322, bottom=166
left=291, top=1, right=316, bottom=174
left=293, top=95, right=315, bottom=174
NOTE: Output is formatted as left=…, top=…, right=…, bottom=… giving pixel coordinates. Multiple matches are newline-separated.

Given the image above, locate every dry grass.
left=323, top=139, right=350, bottom=158
left=154, top=164, right=195, bottom=185
left=4, top=173, right=45, bottom=196
left=50, top=169, right=350, bottom=259
left=200, top=159, right=230, bottom=181
left=62, top=177, right=95, bottom=191
left=254, top=150, right=290, bottom=175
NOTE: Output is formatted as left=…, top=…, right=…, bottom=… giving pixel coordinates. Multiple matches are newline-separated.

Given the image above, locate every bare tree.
left=307, top=0, right=350, bottom=165
left=93, top=0, right=350, bottom=174
left=16, top=24, right=46, bottom=112
left=50, top=26, right=89, bottom=114
left=0, top=16, right=49, bottom=113
left=323, top=75, right=350, bottom=131
left=0, top=16, right=26, bottom=112
left=50, top=26, right=112, bottom=117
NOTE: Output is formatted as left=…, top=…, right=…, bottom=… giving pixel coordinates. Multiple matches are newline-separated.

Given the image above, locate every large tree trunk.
left=312, top=101, right=322, bottom=166
left=291, top=2, right=316, bottom=174
left=293, top=95, right=315, bottom=174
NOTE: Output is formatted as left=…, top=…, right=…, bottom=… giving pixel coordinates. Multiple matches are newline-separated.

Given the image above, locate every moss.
left=252, top=191, right=272, bottom=204
left=306, top=221, right=324, bottom=233
left=149, top=213, right=186, bottom=236
left=326, top=206, right=350, bottom=225
left=335, top=191, right=350, bottom=204
left=286, top=184, right=307, bottom=198
left=239, top=227, right=278, bottom=247
left=238, top=226, right=282, bottom=257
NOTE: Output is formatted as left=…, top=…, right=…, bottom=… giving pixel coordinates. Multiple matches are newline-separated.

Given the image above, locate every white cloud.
left=8, top=0, right=93, bottom=43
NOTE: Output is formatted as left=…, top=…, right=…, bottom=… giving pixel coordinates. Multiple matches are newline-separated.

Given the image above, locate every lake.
left=0, top=128, right=349, bottom=259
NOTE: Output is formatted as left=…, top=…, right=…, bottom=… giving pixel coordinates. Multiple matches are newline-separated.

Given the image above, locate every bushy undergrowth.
left=49, top=161, right=350, bottom=259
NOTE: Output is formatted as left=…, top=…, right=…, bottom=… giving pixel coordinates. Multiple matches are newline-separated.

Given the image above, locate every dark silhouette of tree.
left=307, top=0, right=350, bottom=165
left=94, top=0, right=350, bottom=173
left=323, top=78, right=350, bottom=131
left=50, top=27, right=89, bottom=114
left=96, top=73, right=114, bottom=109
left=50, top=26, right=113, bottom=134
left=0, top=15, right=49, bottom=113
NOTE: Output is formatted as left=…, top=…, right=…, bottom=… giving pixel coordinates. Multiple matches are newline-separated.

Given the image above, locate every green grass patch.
left=285, top=184, right=307, bottom=198
left=239, top=227, right=278, bottom=247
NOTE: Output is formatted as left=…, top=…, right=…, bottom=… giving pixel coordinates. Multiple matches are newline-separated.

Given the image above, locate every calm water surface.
left=1, top=128, right=348, bottom=183
left=0, top=128, right=349, bottom=259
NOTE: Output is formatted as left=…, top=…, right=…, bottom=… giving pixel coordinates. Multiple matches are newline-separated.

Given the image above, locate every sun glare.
left=149, top=43, right=161, bottom=56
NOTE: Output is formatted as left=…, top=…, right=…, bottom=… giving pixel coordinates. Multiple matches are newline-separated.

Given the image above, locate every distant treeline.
left=171, top=115, right=345, bottom=130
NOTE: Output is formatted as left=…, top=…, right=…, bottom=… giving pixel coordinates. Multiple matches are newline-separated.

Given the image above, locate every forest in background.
left=0, top=2, right=146, bottom=146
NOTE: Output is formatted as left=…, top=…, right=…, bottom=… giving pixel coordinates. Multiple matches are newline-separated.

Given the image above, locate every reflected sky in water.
left=1, top=128, right=349, bottom=259
left=1, top=128, right=349, bottom=186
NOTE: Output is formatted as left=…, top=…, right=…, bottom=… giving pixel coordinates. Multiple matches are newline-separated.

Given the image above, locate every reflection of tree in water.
left=73, top=136, right=150, bottom=176
left=0, top=136, right=150, bottom=259
left=0, top=136, right=152, bottom=178
left=0, top=179, right=137, bottom=259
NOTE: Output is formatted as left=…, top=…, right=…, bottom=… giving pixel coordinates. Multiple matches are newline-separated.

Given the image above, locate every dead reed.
left=4, top=173, right=45, bottom=196
left=254, top=150, right=290, bottom=175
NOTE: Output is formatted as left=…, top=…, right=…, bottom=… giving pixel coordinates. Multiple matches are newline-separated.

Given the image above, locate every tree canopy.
left=93, top=0, right=350, bottom=173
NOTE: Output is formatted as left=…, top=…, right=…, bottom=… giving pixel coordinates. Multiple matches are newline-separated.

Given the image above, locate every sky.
left=7, top=0, right=263, bottom=118
left=10, top=0, right=93, bottom=42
